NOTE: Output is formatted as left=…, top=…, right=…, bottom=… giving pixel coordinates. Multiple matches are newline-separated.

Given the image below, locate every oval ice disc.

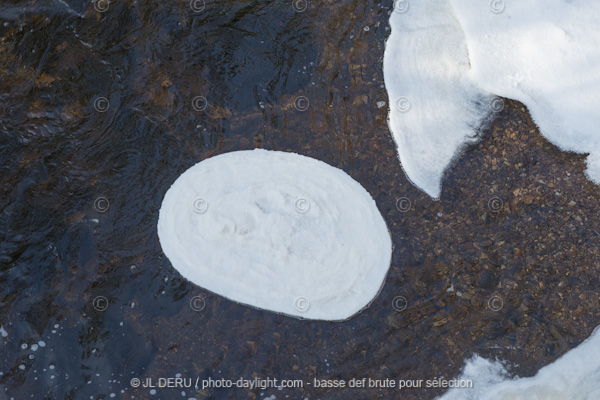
left=157, top=149, right=392, bottom=320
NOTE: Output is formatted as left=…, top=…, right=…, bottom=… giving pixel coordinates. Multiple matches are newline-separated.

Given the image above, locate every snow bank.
left=384, top=0, right=600, bottom=197
left=383, top=0, right=493, bottom=198
left=438, top=326, right=600, bottom=400
left=157, top=150, right=392, bottom=320
left=450, top=0, right=600, bottom=185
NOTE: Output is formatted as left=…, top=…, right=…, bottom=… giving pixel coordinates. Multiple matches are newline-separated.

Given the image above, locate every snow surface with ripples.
left=384, top=0, right=600, bottom=198
left=158, top=150, right=392, bottom=320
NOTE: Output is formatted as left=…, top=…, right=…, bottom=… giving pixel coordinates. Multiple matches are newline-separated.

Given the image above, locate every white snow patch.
left=383, top=0, right=493, bottom=198
left=438, top=326, right=600, bottom=400
left=158, top=149, right=392, bottom=320
left=384, top=0, right=600, bottom=197
left=451, top=0, right=600, bottom=184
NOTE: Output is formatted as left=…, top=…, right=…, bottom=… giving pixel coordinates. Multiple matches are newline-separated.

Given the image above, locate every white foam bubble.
left=438, top=326, right=600, bottom=400
left=158, top=149, right=392, bottom=320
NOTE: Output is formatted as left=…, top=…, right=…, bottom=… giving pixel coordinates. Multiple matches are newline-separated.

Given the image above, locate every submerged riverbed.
left=1, top=0, right=600, bottom=399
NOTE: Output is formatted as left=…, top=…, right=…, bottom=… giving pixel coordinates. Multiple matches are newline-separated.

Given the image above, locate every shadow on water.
left=1, top=0, right=600, bottom=399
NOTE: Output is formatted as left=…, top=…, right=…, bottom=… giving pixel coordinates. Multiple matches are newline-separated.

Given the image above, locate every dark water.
left=2, top=0, right=600, bottom=399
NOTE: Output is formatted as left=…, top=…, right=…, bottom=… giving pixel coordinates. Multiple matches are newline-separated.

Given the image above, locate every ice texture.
left=158, top=150, right=392, bottom=320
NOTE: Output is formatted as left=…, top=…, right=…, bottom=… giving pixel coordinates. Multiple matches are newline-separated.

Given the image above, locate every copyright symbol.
left=395, top=197, right=412, bottom=212
left=130, top=378, right=140, bottom=387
